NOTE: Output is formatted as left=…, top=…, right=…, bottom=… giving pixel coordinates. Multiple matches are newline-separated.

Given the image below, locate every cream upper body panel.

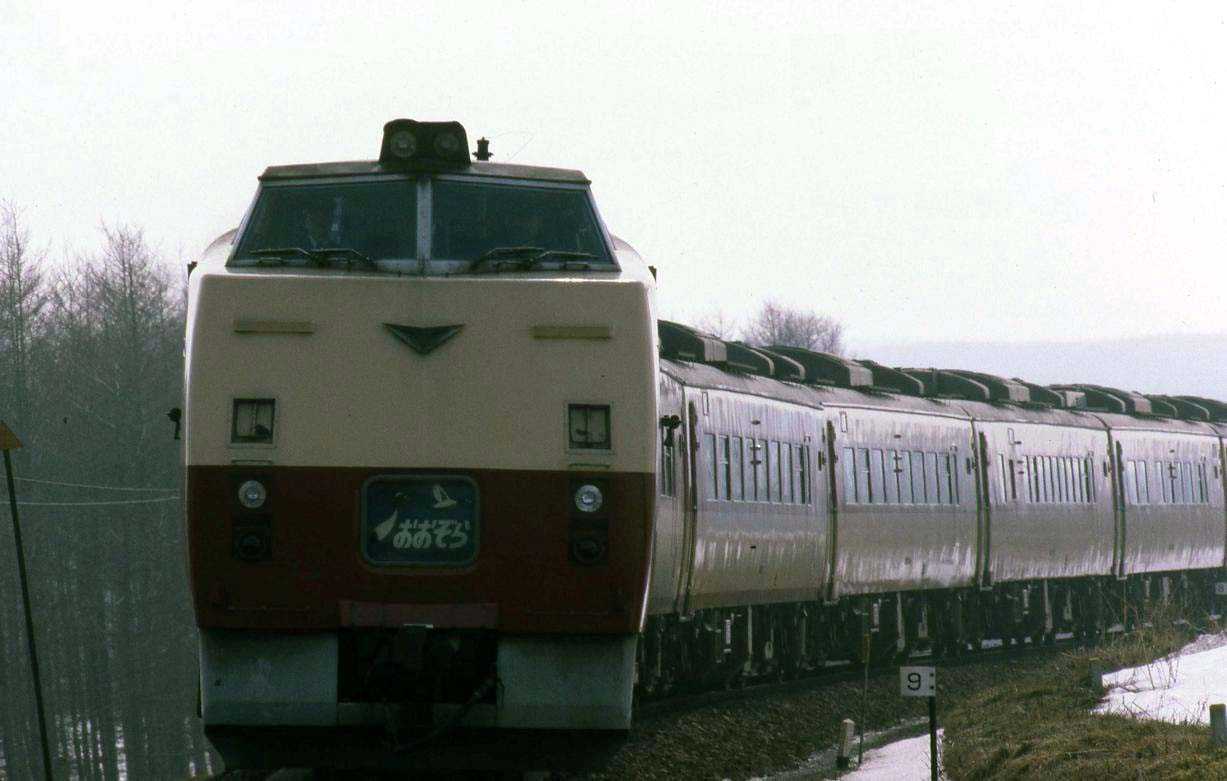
left=185, top=240, right=657, bottom=472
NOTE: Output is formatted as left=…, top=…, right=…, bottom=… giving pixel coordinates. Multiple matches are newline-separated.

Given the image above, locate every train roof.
left=949, top=400, right=1106, bottom=429
left=1090, top=411, right=1221, bottom=438
left=661, top=358, right=828, bottom=411
left=259, top=159, right=590, bottom=185
left=663, top=358, right=1114, bottom=429
left=658, top=319, right=1227, bottom=432
left=662, top=358, right=969, bottom=420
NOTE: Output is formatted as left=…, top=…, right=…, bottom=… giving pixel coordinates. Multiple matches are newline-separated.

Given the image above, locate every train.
left=182, top=118, right=1227, bottom=772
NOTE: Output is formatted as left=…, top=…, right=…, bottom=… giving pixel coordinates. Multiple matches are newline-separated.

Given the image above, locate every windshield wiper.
left=470, top=248, right=599, bottom=274
left=247, top=246, right=378, bottom=271
left=527, top=250, right=596, bottom=268
left=518, top=250, right=600, bottom=272
left=249, top=247, right=319, bottom=265
left=477, top=246, right=546, bottom=260
left=471, top=246, right=545, bottom=273
left=312, top=247, right=378, bottom=270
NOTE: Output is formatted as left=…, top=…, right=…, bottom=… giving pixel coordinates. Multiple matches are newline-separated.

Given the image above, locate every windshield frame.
left=226, top=172, right=619, bottom=275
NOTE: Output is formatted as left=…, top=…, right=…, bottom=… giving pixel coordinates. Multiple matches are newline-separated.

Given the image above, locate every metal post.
left=836, top=718, right=856, bottom=769
left=1211, top=703, right=1227, bottom=747
left=2, top=422, right=54, bottom=781
left=858, top=613, right=870, bottom=765
left=928, top=694, right=938, bottom=781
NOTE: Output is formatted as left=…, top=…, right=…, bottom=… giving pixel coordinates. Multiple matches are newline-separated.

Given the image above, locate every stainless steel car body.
left=648, top=358, right=1227, bottom=617
left=967, top=405, right=1116, bottom=583
left=1098, top=413, right=1224, bottom=575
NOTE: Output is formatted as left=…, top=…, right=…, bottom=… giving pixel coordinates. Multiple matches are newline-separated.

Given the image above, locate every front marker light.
left=574, top=483, right=603, bottom=514
left=238, top=479, right=267, bottom=510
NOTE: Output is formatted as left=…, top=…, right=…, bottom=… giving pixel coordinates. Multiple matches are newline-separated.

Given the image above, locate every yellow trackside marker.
left=530, top=325, right=612, bottom=340
left=0, top=421, right=22, bottom=451
left=233, top=319, right=316, bottom=335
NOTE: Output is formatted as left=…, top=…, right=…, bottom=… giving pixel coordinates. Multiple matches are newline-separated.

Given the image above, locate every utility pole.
left=1, top=421, right=54, bottom=781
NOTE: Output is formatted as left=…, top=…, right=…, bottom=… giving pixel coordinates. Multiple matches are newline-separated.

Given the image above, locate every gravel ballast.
left=578, top=652, right=1059, bottom=780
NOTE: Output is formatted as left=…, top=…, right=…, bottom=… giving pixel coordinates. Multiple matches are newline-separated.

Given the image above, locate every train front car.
left=183, top=120, right=658, bottom=771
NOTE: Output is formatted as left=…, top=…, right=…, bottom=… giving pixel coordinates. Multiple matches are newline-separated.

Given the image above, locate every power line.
left=15, top=496, right=181, bottom=507
left=14, top=476, right=178, bottom=493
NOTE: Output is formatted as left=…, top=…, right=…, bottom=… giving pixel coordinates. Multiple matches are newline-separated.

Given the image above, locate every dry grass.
left=942, top=615, right=1227, bottom=780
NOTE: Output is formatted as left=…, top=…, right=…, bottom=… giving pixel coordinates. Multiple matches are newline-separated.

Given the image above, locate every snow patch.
left=1097, top=632, right=1227, bottom=725
left=839, top=729, right=942, bottom=780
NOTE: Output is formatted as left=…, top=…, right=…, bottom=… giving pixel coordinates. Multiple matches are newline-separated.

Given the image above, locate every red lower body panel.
left=187, top=466, right=653, bottom=634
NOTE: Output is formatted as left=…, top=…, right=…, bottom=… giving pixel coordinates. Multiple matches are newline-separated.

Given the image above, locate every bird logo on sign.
left=432, top=484, right=457, bottom=509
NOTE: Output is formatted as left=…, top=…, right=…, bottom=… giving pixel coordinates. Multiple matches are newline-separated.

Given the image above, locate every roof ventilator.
left=1141, top=395, right=1179, bottom=419
left=1008, top=379, right=1066, bottom=408
left=722, top=341, right=776, bottom=376
left=658, top=320, right=727, bottom=364
left=944, top=370, right=1031, bottom=403
left=768, top=346, right=873, bottom=388
left=1051, top=384, right=1151, bottom=415
left=751, top=347, right=806, bottom=382
left=1174, top=396, right=1227, bottom=423
left=895, top=368, right=991, bottom=402
left=853, top=360, right=925, bottom=396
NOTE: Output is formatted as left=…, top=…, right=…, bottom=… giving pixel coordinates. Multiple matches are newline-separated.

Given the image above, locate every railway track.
left=634, top=626, right=1145, bottom=720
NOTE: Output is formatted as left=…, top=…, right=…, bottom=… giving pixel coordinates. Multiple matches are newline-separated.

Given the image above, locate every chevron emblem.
left=384, top=323, right=464, bottom=355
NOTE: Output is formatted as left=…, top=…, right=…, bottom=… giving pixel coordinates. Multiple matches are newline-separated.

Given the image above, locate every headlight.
left=574, top=483, right=603, bottom=513
left=433, top=131, right=462, bottom=156
left=388, top=129, right=417, bottom=159
left=238, top=479, right=267, bottom=510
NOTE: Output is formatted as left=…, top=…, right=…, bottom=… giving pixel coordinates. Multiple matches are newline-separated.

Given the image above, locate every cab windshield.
left=228, top=176, right=614, bottom=271
left=430, top=180, right=611, bottom=264
left=232, top=180, right=417, bottom=263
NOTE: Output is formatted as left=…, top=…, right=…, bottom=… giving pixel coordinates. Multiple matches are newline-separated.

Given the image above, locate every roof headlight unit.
left=388, top=128, right=417, bottom=160
left=433, top=130, right=461, bottom=156
left=238, top=479, right=267, bottom=510
left=574, top=483, right=603, bottom=514
left=379, top=118, right=471, bottom=170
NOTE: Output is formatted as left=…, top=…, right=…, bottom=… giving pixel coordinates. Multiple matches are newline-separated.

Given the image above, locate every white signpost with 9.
left=900, top=666, right=936, bottom=698
left=900, top=666, right=939, bottom=780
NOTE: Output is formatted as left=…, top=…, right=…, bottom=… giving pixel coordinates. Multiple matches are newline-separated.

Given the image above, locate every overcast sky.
left=3, top=1, right=1225, bottom=349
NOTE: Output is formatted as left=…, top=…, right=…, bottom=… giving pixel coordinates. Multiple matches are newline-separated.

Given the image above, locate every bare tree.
left=743, top=299, right=844, bottom=355
left=694, top=308, right=740, bottom=340
left=0, top=217, right=212, bottom=779
left=0, top=202, right=47, bottom=430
